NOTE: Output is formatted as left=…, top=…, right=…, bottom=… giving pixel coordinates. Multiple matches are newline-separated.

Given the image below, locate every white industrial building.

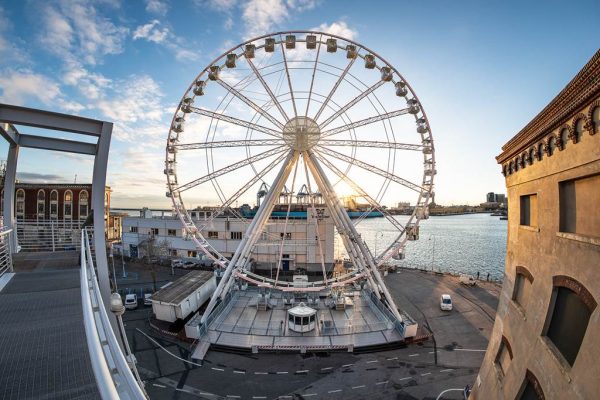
left=151, top=270, right=216, bottom=323
left=120, top=207, right=335, bottom=272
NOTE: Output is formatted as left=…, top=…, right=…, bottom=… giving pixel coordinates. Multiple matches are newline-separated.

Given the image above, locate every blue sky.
left=0, top=0, right=598, bottom=208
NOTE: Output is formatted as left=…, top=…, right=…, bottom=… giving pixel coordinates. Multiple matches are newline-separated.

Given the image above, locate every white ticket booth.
left=287, top=302, right=317, bottom=333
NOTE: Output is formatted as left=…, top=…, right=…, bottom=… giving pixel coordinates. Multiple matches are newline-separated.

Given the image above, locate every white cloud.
left=145, top=0, right=169, bottom=16
left=0, top=5, right=29, bottom=64
left=132, top=20, right=199, bottom=61
left=62, top=60, right=112, bottom=100
left=40, top=0, right=129, bottom=66
left=286, top=0, right=318, bottom=12
left=313, top=21, right=357, bottom=40
left=242, top=0, right=288, bottom=37
left=198, top=0, right=238, bottom=12
left=224, top=16, right=234, bottom=30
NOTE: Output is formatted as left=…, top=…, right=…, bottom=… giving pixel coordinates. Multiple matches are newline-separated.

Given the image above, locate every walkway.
left=0, top=253, right=100, bottom=400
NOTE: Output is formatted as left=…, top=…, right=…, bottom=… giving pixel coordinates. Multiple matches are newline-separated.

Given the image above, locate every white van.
left=460, top=274, right=476, bottom=286
left=440, top=294, right=452, bottom=311
left=125, top=293, right=138, bottom=310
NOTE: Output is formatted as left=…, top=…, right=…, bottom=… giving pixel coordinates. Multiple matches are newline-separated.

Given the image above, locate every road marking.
left=409, top=353, right=419, bottom=357
left=440, top=369, right=454, bottom=372
left=303, top=394, right=317, bottom=397
left=352, top=385, right=366, bottom=389
left=226, top=396, right=241, bottom=399
left=176, top=388, right=191, bottom=393
left=421, top=372, right=431, bottom=376
left=321, top=367, right=333, bottom=370
left=399, top=377, right=412, bottom=381
left=278, top=397, right=292, bottom=399
left=233, top=370, right=245, bottom=374
left=296, top=370, right=309, bottom=373
left=386, top=357, right=398, bottom=361
left=376, top=381, right=389, bottom=385
left=252, top=397, right=267, bottom=399
left=277, top=371, right=289, bottom=374
left=152, top=383, right=166, bottom=388
left=254, top=372, right=268, bottom=375
left=428, top=351, right=436, bottom=354
left=342, top=363, right=354, bottom=368
left=453, top=348, right=487, bottom=352
left=328, top=389, right=342, bottom=393
left=211, top=367, right=224, bottom=372
left=366, top=360, right=378, bottom=364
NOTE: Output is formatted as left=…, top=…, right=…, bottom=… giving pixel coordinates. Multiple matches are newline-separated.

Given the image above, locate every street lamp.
left=109, top=245, right=118, bottom=290
left=374, top=231, right=384, bottom=256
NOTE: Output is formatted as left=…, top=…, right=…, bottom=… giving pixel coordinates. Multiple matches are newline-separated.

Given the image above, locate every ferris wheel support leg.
left=303, top=152, right=378, bottom=295
left=306, top=151, right=403, bottom=323
left=200, top=151, right=299, bottom=325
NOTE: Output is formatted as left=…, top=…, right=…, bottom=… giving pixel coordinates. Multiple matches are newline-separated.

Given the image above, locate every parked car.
left=124, top=293, right=138, bottom=310
left=143, top=293, right=153, bottom=306
left=182, top=261, right=197, bottom=269
left=171, top=259, right=183, bottom=268
left=460, top=274, right=477, bottom=286
left=440, top=294, right=453, bottom=311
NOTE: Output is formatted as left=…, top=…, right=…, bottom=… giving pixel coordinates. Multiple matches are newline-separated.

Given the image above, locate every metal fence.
left=80, top=229, right=146, bottom=400
left=0, top=227, right=13, bottom=277
left=17, top=219, right=81, bottom=252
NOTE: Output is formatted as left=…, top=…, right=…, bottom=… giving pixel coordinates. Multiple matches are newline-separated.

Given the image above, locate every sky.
left=0, top=0, right=598, bottom=209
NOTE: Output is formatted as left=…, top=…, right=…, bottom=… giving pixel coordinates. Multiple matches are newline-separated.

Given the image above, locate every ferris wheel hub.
left=282, top=116, right=321, bottom=151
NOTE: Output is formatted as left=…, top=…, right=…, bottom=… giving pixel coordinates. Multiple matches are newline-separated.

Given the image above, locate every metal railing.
left=17, top=219, right=81, bottom=252
left=363, top=289, right=406, bottom=338
left=0, top=227, right=13, bottom=277
left=80, top=229, right=146, bottom=399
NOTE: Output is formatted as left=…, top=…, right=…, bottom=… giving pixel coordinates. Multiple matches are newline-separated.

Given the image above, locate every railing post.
left=51, top=221, right=55, bottom=252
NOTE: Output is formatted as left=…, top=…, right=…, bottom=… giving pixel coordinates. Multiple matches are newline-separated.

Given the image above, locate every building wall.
left=471, top=91, right=599, bottom=397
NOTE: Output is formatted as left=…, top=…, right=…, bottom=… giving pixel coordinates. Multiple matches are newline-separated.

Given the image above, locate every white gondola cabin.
left=287, top=302, right=317, bottom=333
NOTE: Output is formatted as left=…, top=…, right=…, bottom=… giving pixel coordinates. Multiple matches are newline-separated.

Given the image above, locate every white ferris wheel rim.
left=165, top=30, right=436, bottom=292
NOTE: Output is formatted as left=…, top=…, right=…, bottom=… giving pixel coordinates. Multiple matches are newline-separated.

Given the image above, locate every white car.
left=143, top=293, right=152, bottom=306
left=459, top=274, right=477, bottom=286
left=124, top=293, right=138, bottom=310
left=440, top=294, right=453, bottom=311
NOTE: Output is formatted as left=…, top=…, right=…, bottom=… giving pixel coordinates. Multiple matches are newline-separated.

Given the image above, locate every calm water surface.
left=336, top=213, right=508, bottom=281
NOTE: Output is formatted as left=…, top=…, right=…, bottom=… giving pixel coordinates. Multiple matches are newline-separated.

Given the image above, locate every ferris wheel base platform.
left=191, top=288, right=418, bottom=358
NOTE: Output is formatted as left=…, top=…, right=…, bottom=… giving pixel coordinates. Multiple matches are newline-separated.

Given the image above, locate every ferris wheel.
left=165, top=31, right=435, bottom=323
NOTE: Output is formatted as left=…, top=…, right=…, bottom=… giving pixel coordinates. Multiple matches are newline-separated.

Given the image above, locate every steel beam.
left=0, top=123, right=18, bottom=145
left=2, top=143, right=19, bottom=257
left=0, top=103, right=105, bottom=136
left=19, top=134, right=97, bottom=155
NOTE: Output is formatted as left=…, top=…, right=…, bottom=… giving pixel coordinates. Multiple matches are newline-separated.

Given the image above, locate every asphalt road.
left=123, top=267, right=500, bottom=400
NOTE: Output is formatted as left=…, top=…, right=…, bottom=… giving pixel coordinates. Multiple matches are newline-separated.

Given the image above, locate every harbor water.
left=337, top=213, right=508, bottom=281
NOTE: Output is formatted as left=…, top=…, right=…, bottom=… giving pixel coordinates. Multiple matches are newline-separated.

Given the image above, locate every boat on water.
left=240, top=203, right=383, bottom=219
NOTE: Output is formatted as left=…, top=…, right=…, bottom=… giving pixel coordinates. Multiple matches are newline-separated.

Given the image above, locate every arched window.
left=37, top=189, right=45, bottom=220
left=517, top=370, right=545, bottom=400
left=559, top=128, right=569, bottom=150
left=592, top=106, right=600, bottom=134
left=64, top=190, right=73, bottom=219
left=50, top=190, right=58, bottom=219
left=547, top=136, right=556, bottom=156
left=572, top=119, right=584, bottom=143
left=543, top=276, right=597, bottom=366
left=513, top=266, right=534, bottom=310
left=495, top=335, right=513, bottom=376
left=16, top=189, right=25, bottom=220
left=529, top=148, right=536, bottom=165
left=537, top=143, right=544, bottom=161
left=79, top=190, right=89, bottom=220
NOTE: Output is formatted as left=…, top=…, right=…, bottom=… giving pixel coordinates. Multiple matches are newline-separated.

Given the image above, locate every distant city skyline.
left=0, top=0, right=598, bottom=208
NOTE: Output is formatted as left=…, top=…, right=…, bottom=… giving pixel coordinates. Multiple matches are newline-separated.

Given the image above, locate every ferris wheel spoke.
left=173, top=139, right=284, bottom=151
left=198, top=152, right=289, bottom=230
left=314, top=152, right=405, bottom=231
left=319, top=81, right=385, bottom=129
left=315, top=146, right=425, bottom=193
left=319, top=139, right=424, bottom=151
left=190, top=106, right=282, bottom=138
left=314, top=55, right=358, bottom=121
left=279, top=39, right=298, bottom=118
left=245, top=57, right=290, bottom=122
left=216, top=79, right=286, bottom=130
left=305, top=34, right=323, bottom=117
left=173, top=146, right=287, bottom=193
left=320, top=108, right=410, bottom=138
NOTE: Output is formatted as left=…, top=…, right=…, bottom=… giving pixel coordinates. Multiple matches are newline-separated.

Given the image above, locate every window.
left=519, top=194, right=537, bottom=227
left=592, top=106, right=600, bottom=134
left=64, top=190, right=73, bottom=219
left=230, top=231, right=242, bottom=240
left=559, top=174, right=600, bottom=238
left=50, top=190, right=58, bottom=219
left=16, top=189, right=25, bottom=220
left=543, top=276, right=596, bottom=366
left=560, top=128, right=569, bottom=150
left=150, top=228, right=159, bottom=236
left=187, top=250, right=197, bottom=257
left=130, top=226, right=138, bottom=233
left=517, top=370, right=545, bottom=400
left=37, top=189, right=45, bottom=219
left=170, top=249, right=177, bottom=256
left=495, top=336, right=513, bottom=376
left=573, top=119, right=584, bottom=143
left=280, top=232, right=292, bottom=240
left=208, top=231, right=218, bottom=239
left=513, top=266, right=533, bottom=309
left=167, top=229, right=177, bottom=237
left=79, top=190, right=89, bottom=219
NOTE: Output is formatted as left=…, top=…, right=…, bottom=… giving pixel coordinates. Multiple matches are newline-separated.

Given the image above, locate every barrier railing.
left=80, top=229, right=147, bottom=400
left=17, top=219, right=81, bottom=252
left=0, top=227, right=13, bottom=277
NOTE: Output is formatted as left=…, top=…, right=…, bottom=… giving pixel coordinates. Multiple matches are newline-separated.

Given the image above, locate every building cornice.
left=497, top=49, right=600, bottom=164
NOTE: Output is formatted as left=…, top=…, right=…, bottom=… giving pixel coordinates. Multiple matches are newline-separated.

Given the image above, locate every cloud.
left=241, top=0, right=320, bottom=38
left=39, top=0, right=129, bottom=66
left=16, top=172, right=65, bottom=182
left=132, top=20, right=199, bottom=61
left=0, top=5, right=29, bottom=64
left=145, top=0, right=169, bottom=16
left=62, top=60, right=112, bottom=100
left=197, top=0, right=238, bottom=12
left=313, top=21, right=357, bottom=40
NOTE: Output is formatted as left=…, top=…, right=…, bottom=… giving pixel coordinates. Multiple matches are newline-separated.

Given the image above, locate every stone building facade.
left=470, top=51, right=600, bottom=399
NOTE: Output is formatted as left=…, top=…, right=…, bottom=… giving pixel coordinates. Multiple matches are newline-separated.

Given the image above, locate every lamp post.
left=374, top=230, right=384, bottom=257
left=109, top=245, right=118, bottom=290
left=121, top=252, right=127, bottom=278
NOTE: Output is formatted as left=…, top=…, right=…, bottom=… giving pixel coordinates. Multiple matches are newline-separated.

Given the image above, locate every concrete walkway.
left=0, top=256, right=100, bottom=400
